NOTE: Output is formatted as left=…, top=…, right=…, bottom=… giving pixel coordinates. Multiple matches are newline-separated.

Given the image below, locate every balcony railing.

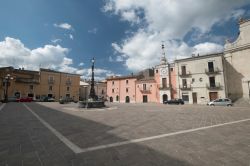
left=180, top=84, right=192, bottom=91
left=48, top=79, right=55, bottom=84
left=139, top=87, right=151, bottom=94
left=16, top=77, right=40, bottom=84
left=205, top=67, right=220, bottom=75
left=179, top=71, right=192, bottom=77
left=158, top=85, right=171, bottom=90
left=206, top=83, right=222, bottom=90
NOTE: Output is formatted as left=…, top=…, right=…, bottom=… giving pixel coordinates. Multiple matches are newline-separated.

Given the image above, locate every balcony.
left=139, top=87, right=151, bottom=94
left=205, top=67, right=220, bottom=75
left=16, top=77, right=40, bottom=84
left=206, top=83, right=222, bottom=90
left=180, top=84, right=192, bottom=91
left=158, top=85, right=171, bottom=90
left=179, top=71, right=192, bottom=77
left=66, top=80, right=72, bottom=85
left=48, top=79, right=55, bottom=84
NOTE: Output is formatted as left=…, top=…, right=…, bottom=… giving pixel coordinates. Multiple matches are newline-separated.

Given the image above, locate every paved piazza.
left=0, top=102, right=250, bottom=166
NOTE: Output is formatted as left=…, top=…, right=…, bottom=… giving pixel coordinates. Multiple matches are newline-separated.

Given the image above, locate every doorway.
left=125, top=96, right=130, bottom=103
left=109, top=97, right=113, bottom=102
left=209, top=92, right=218, bottom=101
left=143, top=95, right=148, bottom=103
left=192, top=92, right=197, bottom=104
left=162, top=94, right=168, bottom=102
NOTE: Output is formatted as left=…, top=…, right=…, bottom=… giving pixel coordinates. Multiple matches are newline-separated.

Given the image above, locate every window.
left=181, top=65, right=186, bottom=75
left=126, top=88, right=128, bottom=93
left=209, top=77, right=215, bottom=87
left=143, top=84, right=147, bottom=90
left=29, top=85, right=33, bottom=90
left=182, top=79, right=187, bottom=87
left=67, top=87, right=70, bottom=91
left=126, top=80, right=129, bottom=84
left=208, top=62, right=214, bottom=72
left=162, top=78, right=167, bottom=88
left=112, top=81, right=114, bottom=85
left=101, top=89, right=104, bottom=94
left=156, top=69, right=158, bottom=73
left=49, top=86, right=53, bottom=91
left=170, top=68, right=173, bottom=72
left=112, top=89, right=114, bottom=93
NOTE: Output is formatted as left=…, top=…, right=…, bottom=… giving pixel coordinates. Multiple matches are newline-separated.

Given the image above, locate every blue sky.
left=0, top=0, right=250, bottom=80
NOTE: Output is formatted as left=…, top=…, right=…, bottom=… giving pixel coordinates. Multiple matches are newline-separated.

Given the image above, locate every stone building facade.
left=224, top=19, right=250, bottom=100
left=0, top=67, right=80, bottom=101
left=175, top=53, right=226, bottom=104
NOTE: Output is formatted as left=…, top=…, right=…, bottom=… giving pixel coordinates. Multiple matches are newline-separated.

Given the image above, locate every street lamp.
left=3, top=74, right=13, bottom=103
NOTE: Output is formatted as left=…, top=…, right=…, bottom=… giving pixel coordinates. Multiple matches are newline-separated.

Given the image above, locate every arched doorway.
left=162, top=94, right=168, bottom=102
left=116, top=95, right=119, bottom=102
left=125, top=96, right=130, bottom=103
left=110, top=97, right=113, bottom=102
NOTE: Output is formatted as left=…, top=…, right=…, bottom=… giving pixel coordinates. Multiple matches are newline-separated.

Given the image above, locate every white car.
left=207, top=98, right=233, bottom=106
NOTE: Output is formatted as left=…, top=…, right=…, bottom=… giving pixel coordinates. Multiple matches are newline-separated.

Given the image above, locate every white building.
left=175, top=53, right=226, bottom=104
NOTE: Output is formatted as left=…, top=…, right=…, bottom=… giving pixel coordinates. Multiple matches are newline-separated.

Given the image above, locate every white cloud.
left=69, top=34, right=74, bottom=40
left=0, top=37, right=114, bottom=80
left=51, top=38, right=62, bottom=44
left=88, top=28, right=98, bottom=34
left=192, top=42, right=224, bottom=55
left=79, top=62, right=84, bottom=66
left=54, top=23, right=73, bottom=30
left=104, top=0, right=250, bottom=71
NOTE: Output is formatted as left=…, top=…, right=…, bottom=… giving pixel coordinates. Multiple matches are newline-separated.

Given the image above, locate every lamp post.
left=89, top=58, right=97, bottom=100
left=3, top=74, right=13, bottom=103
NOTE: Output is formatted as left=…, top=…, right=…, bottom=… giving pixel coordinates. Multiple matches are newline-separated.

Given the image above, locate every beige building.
left=0, top=67, right=40, bottom=100
left=38, top=69, right=80, bottom=101
left=224, top=18, right=250, bottom=100
left=0, top=67, right=80, bottom=101
left=79, top=80, right=107, bottom=101
left=175, top=53, right=226, bottom=104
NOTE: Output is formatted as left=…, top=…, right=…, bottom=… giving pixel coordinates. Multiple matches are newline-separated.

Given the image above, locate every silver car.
left=207, top=98, right=233, bottom=106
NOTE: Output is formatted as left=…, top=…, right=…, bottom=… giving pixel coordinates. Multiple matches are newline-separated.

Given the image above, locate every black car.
left=163, top=99, right=185, bottom=105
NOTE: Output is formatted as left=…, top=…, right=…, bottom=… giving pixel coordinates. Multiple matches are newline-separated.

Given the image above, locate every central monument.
left=79, top=58, right=105, bottom=108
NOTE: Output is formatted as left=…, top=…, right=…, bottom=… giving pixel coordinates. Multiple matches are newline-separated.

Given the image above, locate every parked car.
left=17, top=97, right=33, bottom=102
left=38, top=96, right=55, bottom=102
left=163, top=99, right=185, bottom=105
left=207, top=98, right=232, bottom=106
left=59, top=97, right=71, bottom=104
left=8, top=97, right=18, bottom=102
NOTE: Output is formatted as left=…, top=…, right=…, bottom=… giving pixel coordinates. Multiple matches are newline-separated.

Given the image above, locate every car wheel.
left=211, top=104, right=214, bottom=106
left=227, top=104, right=232, bottom=107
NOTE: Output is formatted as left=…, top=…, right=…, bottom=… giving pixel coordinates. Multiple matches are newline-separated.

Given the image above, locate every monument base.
left=78, top=100, right=105, bottom=108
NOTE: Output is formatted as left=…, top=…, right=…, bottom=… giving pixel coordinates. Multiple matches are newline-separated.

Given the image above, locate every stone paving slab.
left=0, top=102, right=250, bottom=165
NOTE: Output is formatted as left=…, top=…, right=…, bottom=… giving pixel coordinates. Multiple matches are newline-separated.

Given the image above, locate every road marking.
left=79, top=118, right=250, bottom=153
left=0, top=103, right=6, bottom=111
left=22, top=103, right=250, bottom=154
left=23, top=104, right=83, bottom=154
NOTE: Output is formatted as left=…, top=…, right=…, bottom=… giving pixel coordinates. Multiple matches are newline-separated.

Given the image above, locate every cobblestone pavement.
left=0, top=102, right=250, bottom=166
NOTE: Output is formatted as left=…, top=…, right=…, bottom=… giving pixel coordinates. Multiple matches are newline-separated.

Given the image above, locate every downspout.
left=168, top=63, right=172, bottom=99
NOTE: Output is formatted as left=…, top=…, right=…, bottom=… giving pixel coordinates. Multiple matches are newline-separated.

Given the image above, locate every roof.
left=40, top=68, right=81, bottom=76
left=175, top=52, right=223, bottom=63
left=106, top=75, right=139, bottom=81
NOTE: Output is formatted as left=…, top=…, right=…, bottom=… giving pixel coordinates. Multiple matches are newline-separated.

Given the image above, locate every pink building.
left=106, top=69, right=160, bottom=103
left=106, top=75, right=137, bottom=103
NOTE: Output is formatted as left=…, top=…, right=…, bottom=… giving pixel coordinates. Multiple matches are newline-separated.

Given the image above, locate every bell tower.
left=160, top=42, right=167, bottom=65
